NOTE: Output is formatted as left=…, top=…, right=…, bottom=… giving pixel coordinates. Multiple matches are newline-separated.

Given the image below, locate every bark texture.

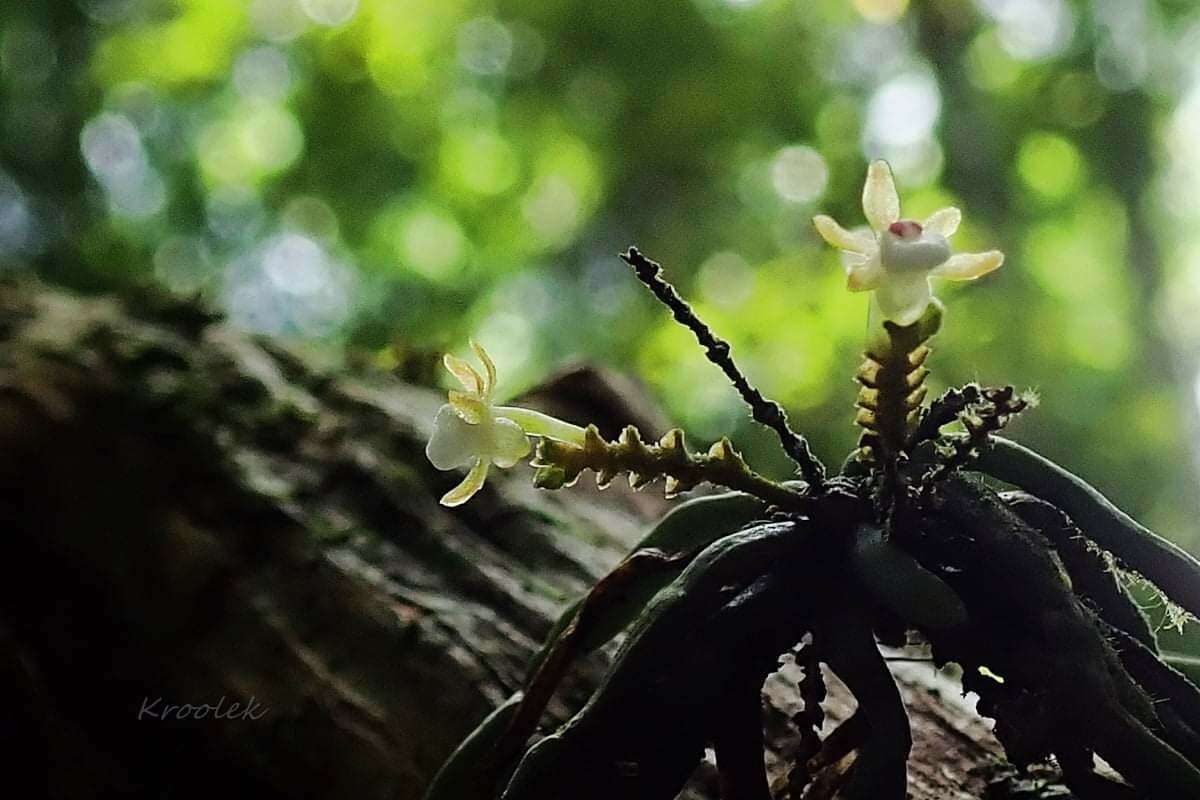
left=0, top=280, right=1068, bottom=798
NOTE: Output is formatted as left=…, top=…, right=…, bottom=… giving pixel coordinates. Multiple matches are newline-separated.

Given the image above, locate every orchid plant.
left=423, top=162, right=1200, bottom=800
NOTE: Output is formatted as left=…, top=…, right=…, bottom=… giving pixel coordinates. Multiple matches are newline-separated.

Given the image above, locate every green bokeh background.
left=4, top=0, right=1200, bottom=562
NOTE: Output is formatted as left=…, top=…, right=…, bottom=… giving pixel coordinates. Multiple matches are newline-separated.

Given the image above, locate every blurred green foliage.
left=3, top=0, right=1200, bottom=553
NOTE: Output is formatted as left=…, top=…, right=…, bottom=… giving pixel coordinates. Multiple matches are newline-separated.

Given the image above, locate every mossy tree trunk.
left=0, top=281, right=1068, bottom=799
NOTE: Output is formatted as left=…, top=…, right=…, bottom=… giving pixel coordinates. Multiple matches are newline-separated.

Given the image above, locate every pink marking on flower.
left=888, top=220, right=923, bottom=239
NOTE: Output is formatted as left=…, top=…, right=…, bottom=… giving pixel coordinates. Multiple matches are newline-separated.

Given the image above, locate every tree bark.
left=0, top=280, right=1069, bottom=798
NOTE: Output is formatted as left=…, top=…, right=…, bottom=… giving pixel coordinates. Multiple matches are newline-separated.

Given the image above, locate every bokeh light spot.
left=864, top=71, right=941, bottom=149
left=264, top=233, right=327, bottom=294
left=396, top=206, right=467, bottom=279
left=234, top=46, right=293, bottom=102
left=239, top=105, right=304, bottom=172
left=225, top=233, right=356, bottom=337
left=698, top=251, right=755, bottom=310
left=831, top=23, right=908, bottom=85
left=457, top=17, right=514, bottom=76
left=81, top=112, right=145, bottom=184
left=94, top=0, right=249, bottom=87
left=250, top=0, right=309, bottom=42
left=507, top=22, right=546, bottom=79
left=852, top=0, right=909, bottom=25
left=770, top=146, right=828, bottom=205
left=965, top=29, right=1023, bottom=92
left=1017, top=133, right=1083, bottom=201
left=80, top=111, right=166, bottom=219
left=300, top=0, right=359, bottom=27
left=977, top=0, right=1075, bottom=62
left=522, top=176, right=580, bottom=247
left=1091, top=0, right=1152, bottom=92
left=366, top=44, right=428, bottom=96
left=198, top=105, right=304, bottom=185
left=441, top=128, right=519, bottom=196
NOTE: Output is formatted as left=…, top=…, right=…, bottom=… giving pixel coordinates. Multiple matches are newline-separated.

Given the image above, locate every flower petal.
left=923, top=207, right=961, bottom=238
left=426, top=404, right=488, bottom=470
left=440, top=459, right=490, bottom=507
left=443, top=353, right=483, bottom=396
left=470, top=339, right=497, bottom=400
left=490, top=417, right=531, bottom=468
left=875, top=273, right=932, bottom=326
left=449, top=390, right=488, bottom=424
left=932, top=250, right=1005, bottom=281
left=813, top=215, right=875, bottom=254
left=843, top=251, right=883, bottom=292
left=862, top=160, right=900, bottom=231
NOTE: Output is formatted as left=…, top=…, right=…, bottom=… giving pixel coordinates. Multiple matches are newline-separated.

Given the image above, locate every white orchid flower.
left=813, top=160, right=1005, bottom=326
left=426, top=341, right=586, bottom=507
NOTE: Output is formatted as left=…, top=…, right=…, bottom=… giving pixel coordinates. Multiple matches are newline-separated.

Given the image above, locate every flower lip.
left=888, top=220, right=923, bottom=240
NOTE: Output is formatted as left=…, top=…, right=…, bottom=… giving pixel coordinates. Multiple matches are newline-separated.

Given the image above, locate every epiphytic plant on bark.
left=423, top=161, right=1200, bottom=800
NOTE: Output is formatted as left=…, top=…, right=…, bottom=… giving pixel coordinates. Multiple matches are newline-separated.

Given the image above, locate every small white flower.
left=426, top=341, right=585, bottom=507
left=426, top=341, right=531, bottom=506
left=813, top=160, right=1005, bottom=326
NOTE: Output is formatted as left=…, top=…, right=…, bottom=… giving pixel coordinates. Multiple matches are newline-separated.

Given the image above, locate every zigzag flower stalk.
left=533, top=425, right=809, bottom=511
left=426, top=341, right=586, bottom=506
